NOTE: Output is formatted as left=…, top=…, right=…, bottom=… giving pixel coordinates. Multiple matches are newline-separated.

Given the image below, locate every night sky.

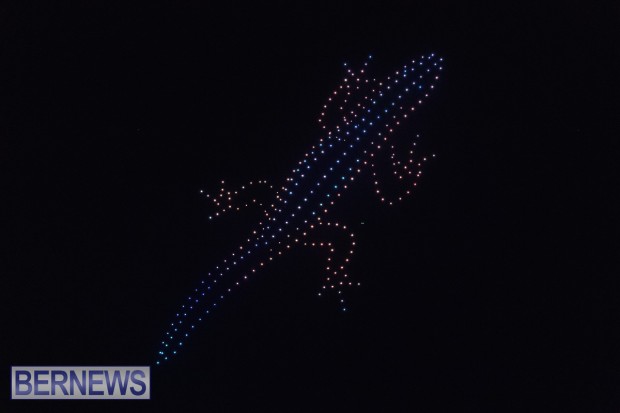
left=2, top=2, right=619, bottom=412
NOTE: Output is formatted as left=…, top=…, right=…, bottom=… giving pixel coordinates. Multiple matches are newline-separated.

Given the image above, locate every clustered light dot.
left=201, top=180, right=273, bottom=219
left=157, top=54, right=444, bottom=364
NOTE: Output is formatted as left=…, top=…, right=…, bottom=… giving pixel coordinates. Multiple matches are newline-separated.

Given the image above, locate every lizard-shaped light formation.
left=157, top=54, right=444, bottom=364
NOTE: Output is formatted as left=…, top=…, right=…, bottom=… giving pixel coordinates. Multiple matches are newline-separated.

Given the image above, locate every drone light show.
left=156, top=54, right=444, bottom=364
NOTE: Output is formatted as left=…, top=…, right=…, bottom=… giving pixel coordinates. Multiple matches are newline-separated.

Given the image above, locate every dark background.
left=1, top=2, right=619, bottom=412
